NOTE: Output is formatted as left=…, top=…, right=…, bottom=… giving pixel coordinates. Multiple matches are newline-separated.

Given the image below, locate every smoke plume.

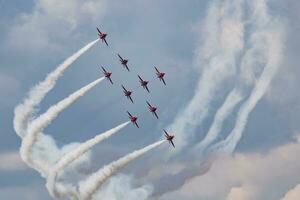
left=79, top=140, right=166, bottom=200
left=46, top=121, right=130, bottom=198
left=14, top=39, right=99, bottom=138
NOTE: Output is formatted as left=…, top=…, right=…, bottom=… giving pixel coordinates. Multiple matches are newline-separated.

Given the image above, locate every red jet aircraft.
left=155, top=67, right=166, bottom=85
left=118, top=54, right=129, bottom=71
left=122, top=85, right=133, bottom=103
left=97, top=27, right=108, bottom=46
left=101, top=66, right=113, bottom=84
left=164, top=129, right=175, bottom=148
left=146, top=101, right=158, bottom=119
left=138, top=75, right=150, bottom=93
left=127, top=111, right=139, bottom=128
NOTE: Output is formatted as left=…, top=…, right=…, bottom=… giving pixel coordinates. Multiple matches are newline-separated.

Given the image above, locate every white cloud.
left=0, top=151, right=28, bottom=171
left=0, top=185, right=51, bottom=200
left=281, top=184, right=300, bottom=200
left=93, top=174, right=153, bottom=200
left=6, top=0, right=107, bottom=54
left=226, top=187, right=254, bottom=200
left=0, top=73, right=20, bottom=107
left=159, top=134, right=300, bottom=200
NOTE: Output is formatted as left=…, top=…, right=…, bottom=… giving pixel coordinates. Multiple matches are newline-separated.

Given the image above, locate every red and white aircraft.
left=118, top=54, right=129, bottom=71
left=122, top=85, right=133, bottom=103
left=155, top=67, right=166, bottom=85
left=101, top=66, right=113, bottom=84
left=138, top=75, right=150, bottom=93
left=146, top=101, right=158, bottom=119
left=127, top=111, right=139, bottom=128
left=97, top=27, right=108, bottom=46
left=164, top=129, right=175, bottom=148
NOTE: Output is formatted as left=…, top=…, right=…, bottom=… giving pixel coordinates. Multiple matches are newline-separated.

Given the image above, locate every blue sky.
left=0, top=0, right=300, bottom=199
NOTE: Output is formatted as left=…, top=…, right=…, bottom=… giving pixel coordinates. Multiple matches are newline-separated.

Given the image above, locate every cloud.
left=0, top=185, right=51, bottom=200
left=93, top=174, right=153, bottom=200
left=0, top=73, right=20, bottom=107
left=159, top=134, right=300, bottom=200
left=6, top=0, right=107, bottom=54
left=281, top=184, right=300, bottom=200
left=226, top=187, right=254, bottom=200
left=0, top=151, right=28, bottom=171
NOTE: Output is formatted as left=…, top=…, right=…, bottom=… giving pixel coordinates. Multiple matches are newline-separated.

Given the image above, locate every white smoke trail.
left=20, top=77, right=104, bottom=175
left=46, top=121, right=130, bottom=198
left=167, top=0, right=245, bottom=152
left=12, top=39, right=100, bottom=200
left=92, top=174, right=153, bottom=200
left=79, top=140, right=166, bottom=200
left=194, top=89, right=244, bottom=152
left=14, top=39, right=99, bottom=138
left=210, top=0, right=284, bottom=154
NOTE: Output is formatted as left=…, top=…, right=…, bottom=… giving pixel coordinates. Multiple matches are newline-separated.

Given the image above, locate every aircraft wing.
left=161, top=77, right=166, bottom=85
left=108, top=77, right=113, bottom=84
left=125, top=64, right=130, bottom=71
left=154, top=111, right=159, bottom=119
left=134, top=122, right=139, bottom=128
left=97, top=27, right=101, bottom=33
left=122, top=85, right=126, bottom=91
left=103, top=38, right=109, bottom=46
left=170, top=140, right=175, bottom=148
left=146, top=101, right=151, bottom=107
left=128, top=96, right=134, bottom=103
left=145, top=85, right=150, bottom=93
left=163, top=129, right=168, bottom=136
left=118, top=54, right=123, bottom=60
left=101, top=66, right=106, bottom=73
left=127, top=111, right=132, bottom=117
left=155, top=67, right=160, bottom=73
left=138, top=75, right=143, bottom=81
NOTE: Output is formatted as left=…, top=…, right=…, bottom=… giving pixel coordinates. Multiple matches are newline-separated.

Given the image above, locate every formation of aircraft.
left=155, top=67, right=166, bottom=85
left=127, top=111, right=139, bottom=128
left=97, top=27, right=108, bottom=46
left=118, top=54, right=130, bottom=71
left=97, top=27, right=174, bottom=147
left=164, top=129, right=175, bottom=148
left=146, top=101, right=158, bottom=119
left=101, top=66, right=113, bottom=84
left=138, top=75, right=150, bottom=93
left=122, top=85, right=133, bottom=103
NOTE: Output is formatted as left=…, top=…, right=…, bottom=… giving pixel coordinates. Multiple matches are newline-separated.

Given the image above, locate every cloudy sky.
left=0, top=0, right=300, bottom=199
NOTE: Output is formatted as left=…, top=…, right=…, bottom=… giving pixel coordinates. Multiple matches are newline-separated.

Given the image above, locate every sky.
left=0, top=0, right=300, bottom=199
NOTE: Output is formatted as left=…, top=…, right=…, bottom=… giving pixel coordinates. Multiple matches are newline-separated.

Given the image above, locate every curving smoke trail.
left=46, top=121, right=130, bottom=198
left=194, top=88, right=244, bottom=152
left=142, top=1, right=285, bottom=197
left=20, top=77, right=104, bottom=175
left=196, top=0, right=284, bottom=155
left=167, top=0, right=245, bottom=153
left=79, top=140, right=166, bottom=200
left=14, top=39, right=99, bottom=138
left=211, top=42, right=283, bottom=154
left=210, top=0, right=284, bottom=155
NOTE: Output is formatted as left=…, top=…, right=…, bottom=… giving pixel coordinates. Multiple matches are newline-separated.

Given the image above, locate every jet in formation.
left=127, top=111, right=139, bottom=128
left=101, top=66, right=113, bottom=84
left=138, top=75, right=150, bottom=93
left=146, top=101, right=158, bottom=119
left=118, top=54, right=129, bottom=71
left=97, top=27, right=108, bottom=46
left=122, top=85, right=133, bottom=103
left=155, top=67, right=166, bottom=85
left=164, top=129, right=175, bottom=148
